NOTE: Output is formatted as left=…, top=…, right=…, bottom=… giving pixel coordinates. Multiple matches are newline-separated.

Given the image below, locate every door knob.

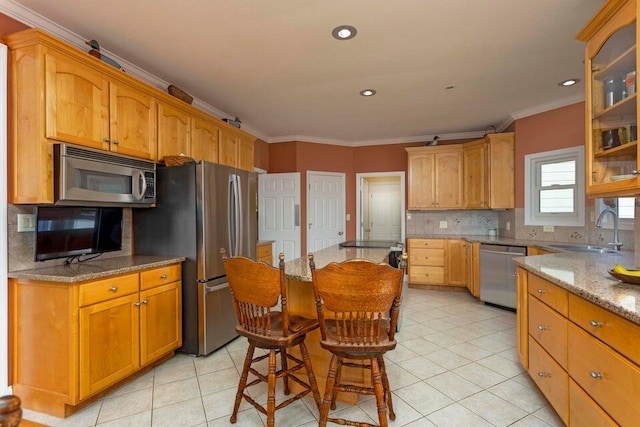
left=338, top=231, right=343, bottom=236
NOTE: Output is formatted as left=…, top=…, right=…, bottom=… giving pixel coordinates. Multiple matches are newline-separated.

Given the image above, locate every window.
left=525, top=146, right=585, bottom=226
left=596, top=197, right=635, bottom=230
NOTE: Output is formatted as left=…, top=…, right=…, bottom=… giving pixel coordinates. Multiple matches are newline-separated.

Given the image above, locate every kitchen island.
left=284, top=244, right=394, bottom=402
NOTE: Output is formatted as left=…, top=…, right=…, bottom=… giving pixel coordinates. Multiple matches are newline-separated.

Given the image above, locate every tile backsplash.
left=8, top=204, right=133, bottom=272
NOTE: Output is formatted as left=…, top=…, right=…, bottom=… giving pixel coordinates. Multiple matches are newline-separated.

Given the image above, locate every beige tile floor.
left=23, top=288, right=564, bottom=427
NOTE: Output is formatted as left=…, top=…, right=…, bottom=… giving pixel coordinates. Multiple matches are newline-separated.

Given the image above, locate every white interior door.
left=307, top=171, right=345, bottom=254
left=258, top=173, right=301, bottom=263
left=368, top=181, right=401, bottom=241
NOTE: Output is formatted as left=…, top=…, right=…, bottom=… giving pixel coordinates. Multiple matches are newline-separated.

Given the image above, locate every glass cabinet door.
left=587, top=19, right=638, bottom=197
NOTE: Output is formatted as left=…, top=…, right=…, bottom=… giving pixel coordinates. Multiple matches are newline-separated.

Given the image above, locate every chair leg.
left=299, top=341, right=322, bottom=410
left=230, top=343, right=255, bottom=423
left=371, top=356, right=388, bottom=427
left=330, top=358, right=343, bottom=410
left=281, top=347, right=290, bottom=395
left=319, top=354, right=339, bottom=427
left=378, top=355, right=395, bottom=421
left=266, top=349, right=277, bottom=427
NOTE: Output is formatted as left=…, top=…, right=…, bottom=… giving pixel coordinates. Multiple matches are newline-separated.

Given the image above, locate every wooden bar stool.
left=221, top=250, right=322, bottom=427
left=309, top=253, right=407, bottom=427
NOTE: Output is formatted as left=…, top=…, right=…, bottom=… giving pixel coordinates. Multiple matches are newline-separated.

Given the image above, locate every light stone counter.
left=8, top=255, right=185, bottom=283
left=285, top=245, right=391, bottom=282
left=514, top=251, right=640, bottom=325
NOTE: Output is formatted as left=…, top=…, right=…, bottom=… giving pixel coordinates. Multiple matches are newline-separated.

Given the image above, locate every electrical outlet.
left=406, top=213, right=412, bottom=220
left=346, top=213, right=351, bottom=221
left=543, top=225, right=554, bottom=232
left=506, top=221, right=511, bottom=231
left=17, top=214, right=35, bottom=232
left=439, top=221, right=448, bottom=229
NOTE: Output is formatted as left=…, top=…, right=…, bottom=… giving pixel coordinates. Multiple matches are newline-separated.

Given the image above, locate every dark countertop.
left=8, top=255, right=186, bottom=283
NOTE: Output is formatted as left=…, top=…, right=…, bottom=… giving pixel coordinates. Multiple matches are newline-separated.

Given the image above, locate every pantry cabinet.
left=9, top=263, right=182, bottom=417
left=406, top=146, right=463, bottom=209
left=517, top=268, right=640, bottom=426
left=577, top=0, right=640, bottom=197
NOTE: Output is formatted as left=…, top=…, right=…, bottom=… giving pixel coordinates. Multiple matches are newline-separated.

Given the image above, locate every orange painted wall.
left=514, top=102, right=585, bottom=207
left=254, top=139, right=269, bottom=170
left=0, top=14, right=28, bottom=36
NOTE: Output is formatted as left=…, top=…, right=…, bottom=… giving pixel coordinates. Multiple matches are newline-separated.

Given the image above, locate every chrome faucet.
left=595, top=208, right=623, bottom=251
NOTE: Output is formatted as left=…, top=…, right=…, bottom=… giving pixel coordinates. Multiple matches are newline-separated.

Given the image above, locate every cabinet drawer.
left=569, top=293, right=640, bottom=366
left=528, top=295, right=568, bottom=369
left=569, top=379, right=617, bottom=427
left=568, top=323, right=640, bottom=427
left=408, top=239, right=445, bottom=249
left=409, top=248, right=444, bottom=266
left=140, top=264, right=181, bottom=290
left=527, top=274, right=568, bottom=316
left=79, top=273, right=139, bottom=307
left=528, top=338, right=568, bottom=425
left=408, top=266, right=445, bottom=284
left=257, top=243, right=272, bottom=258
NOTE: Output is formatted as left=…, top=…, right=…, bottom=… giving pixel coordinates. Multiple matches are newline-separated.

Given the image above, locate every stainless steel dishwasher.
left=479, top=244, right=527, bottom=310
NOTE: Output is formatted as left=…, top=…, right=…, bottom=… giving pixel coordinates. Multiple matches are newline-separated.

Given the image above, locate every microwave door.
left=60, top=156, right=140, bottom=204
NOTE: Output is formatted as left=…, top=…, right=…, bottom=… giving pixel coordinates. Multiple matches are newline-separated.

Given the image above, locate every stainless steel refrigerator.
left=134, top=161, right=257, bottom=355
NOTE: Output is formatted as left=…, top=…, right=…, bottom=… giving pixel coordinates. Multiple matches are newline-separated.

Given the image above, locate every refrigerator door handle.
left=228, top=175, right=236, bottom=256
left=205, top=281, right=230, bottom=294
left=235, top=175, right=244, bottom=255
left=228, top=174, right=243, bottom=257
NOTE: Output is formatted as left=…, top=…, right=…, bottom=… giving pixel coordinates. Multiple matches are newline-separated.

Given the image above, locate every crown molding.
left=509, top=94, right=584, bottom=121
left=266, top=130, right=486, bottom=146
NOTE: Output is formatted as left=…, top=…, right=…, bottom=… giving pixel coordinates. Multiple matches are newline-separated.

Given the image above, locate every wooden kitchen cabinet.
left=466, top=242, right=480, bottom=297
left=257, top=241, right=274, bottom=265
left=9, top=263, right=182, bottom=417
left=219, top=126, right=256, bottom=172
left=408, top=238, right=469, bottom=289
left=519, top=268, right=640, bottom=426
left=157, top=102, right=191, bottom=160
left=190, top=116, right=220, bottom=163
left=406, top=146, right=463, bottom=209
left=463, top=133, right=515, bottom=209
left=445, top=240, right=468, bottom=287
left=577, top=0, right=640, bottom=197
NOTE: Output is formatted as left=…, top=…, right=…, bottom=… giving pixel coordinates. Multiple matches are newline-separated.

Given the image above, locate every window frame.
left=524, top=146, right=585, bottom=226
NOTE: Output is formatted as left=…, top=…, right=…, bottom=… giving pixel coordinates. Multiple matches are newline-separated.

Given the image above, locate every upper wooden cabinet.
left=463, top=133, right=515, bottom=209
left=157, top=102, right=191, bottom=160
left=3, top=28, right=257, bottom=203
left=406, top=146, right=463, bottom=209
left=577, top=0, right=639, bottom=197
left=219, top=126, right=255, bottom=171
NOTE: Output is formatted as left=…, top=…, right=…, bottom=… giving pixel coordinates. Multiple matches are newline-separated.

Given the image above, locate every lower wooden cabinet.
left=518, top=269, right=640, bottom=426
left=257, top=241, right=274, bottom=265
left=10, top=263, right=182, bottom=417
left=408, top=239, right=470, bottom=289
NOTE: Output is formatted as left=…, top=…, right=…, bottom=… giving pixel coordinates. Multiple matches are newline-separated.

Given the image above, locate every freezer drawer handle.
left=205, top=282, right=230, bottom=294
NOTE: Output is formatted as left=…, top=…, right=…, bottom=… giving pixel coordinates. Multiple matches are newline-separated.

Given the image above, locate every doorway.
left=356, top=172, right=405, bottom=244
left=306, top=171, right=346, bottom=254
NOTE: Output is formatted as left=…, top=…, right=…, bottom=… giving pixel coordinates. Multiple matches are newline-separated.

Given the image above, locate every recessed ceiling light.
left=360, top=89, right=376, bottom=96
left=332, top=25, right=357, bottom=40
left=559, top=78, right=580, bottom=86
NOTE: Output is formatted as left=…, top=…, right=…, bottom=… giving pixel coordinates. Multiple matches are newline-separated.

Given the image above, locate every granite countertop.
left=406, top=233, right=599, bottom=251
left=285, top=245, right=391, bottom=282
left=8, top=255, right=186, bottom=283
left=514, top=251, right=640, bottom=325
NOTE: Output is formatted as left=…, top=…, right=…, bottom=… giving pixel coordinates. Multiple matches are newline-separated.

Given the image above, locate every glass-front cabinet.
left=578, top=0, right=639, bottom=197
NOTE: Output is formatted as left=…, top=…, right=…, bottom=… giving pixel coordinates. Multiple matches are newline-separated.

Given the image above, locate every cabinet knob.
left=134, top=302, right=141, bottom=307
left=589, top=320, right=603, bottom=327
left=537, top=289, right=546, bottom=294
left=589, top=371, right=603, bottom=379
left=109, top=286, right=118, bottom=292
left=537, top=372, right=549, bottom=378
left=537, top=324, right=548, bottom=331
left=103, top=137, right=111, bottom=143
left=112, top=140, right=119, bottom=145
left=141, top=299, right=148, bottom=305
left=160, top=274, right=168, bottom=279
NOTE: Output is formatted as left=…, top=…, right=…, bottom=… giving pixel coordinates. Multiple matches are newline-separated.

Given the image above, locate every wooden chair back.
left=221, top=249, right=290, bottom=337
left=0, top=395, right=21, bottom=427
left=309, top=255, right=407, bottom=345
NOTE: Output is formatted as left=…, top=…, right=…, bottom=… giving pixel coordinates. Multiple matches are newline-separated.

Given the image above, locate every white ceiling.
left=2, top=0, right=604, bottom=146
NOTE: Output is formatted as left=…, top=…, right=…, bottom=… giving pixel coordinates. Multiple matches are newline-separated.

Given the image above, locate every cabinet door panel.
left=569, top=379, right=617, bottom=427
left=446, top=240, right=467, bottom=286
left=219, top=128, right=239, bottom=167
left=463, top=142, right=488, bottom=208
left=157, top=102, right=191, bottom=159
left=140, top=282, right=182, bottom=365
left=45, top=52, right=109, bottom=149
left=79, top=294, right=140, bottom=399
left=407, top=152, right=435, bottom=209
left=190, top=116, right=219, bottom=163
left=238, top=135, right=254, bottom=171
left=528, top=338, right=569, bottom=425
left=434, top=152, right=462, bottom=208
left=110, top=82, right=157, bottom=159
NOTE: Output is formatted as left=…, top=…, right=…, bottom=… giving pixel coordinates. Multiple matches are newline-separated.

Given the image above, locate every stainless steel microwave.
left=54, top=143, right=156, bottom=207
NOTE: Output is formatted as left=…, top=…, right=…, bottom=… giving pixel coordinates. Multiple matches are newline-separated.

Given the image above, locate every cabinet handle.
left=537, top=324, right=548, bottom=331
left=512, top=272, right=517, bottom=278
left=109, top=286, right=118, bottom=292
left=134, top=302, right=141, bottom=307
left=537, top=289, right=546, bottom=294
left=103, top=137, right=111, bottom=143
left=112, top=140, right=119, bottom=145
left=537, top=372, right=549, bottom=378
left=141, top=299, right=148, bottom=304
left=589, top=371, right=603, bottom=379
left=589, top=320, right=603, bottom=327
left=632, top=170, right=639, bottom=175
left=160, top=274, right=168, bottom=279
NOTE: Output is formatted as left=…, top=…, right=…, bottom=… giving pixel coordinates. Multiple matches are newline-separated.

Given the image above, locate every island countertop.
left=514, top=250, right=640, bottom=325
left=285, top=245, right=392, bottom=281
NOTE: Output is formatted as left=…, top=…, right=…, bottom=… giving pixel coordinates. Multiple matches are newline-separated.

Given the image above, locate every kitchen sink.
left=547, top=243, right=616, bottom=254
